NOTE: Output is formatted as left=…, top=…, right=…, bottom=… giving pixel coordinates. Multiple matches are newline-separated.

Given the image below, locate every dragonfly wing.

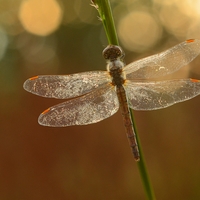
left=125, top=79, right=200, bottom=110
left=124, top=39, right=200, bottom=79
left=23, top=71, right=110, bottom=99
left=38, top=83, right=119, bottom=126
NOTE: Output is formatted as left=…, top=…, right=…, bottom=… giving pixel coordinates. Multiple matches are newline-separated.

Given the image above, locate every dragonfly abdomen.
left=116, top=85, right=140, bottom=161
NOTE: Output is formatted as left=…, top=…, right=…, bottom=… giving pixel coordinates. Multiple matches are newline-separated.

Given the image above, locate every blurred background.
left=1, top=0, right=200, bottom=199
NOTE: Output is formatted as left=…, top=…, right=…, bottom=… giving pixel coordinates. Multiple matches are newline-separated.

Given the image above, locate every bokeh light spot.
left=18, top=0, right=63, bottom=36
left=118, top=11, right=162, bottom=52
left=159, top=5, right=192, bottom=38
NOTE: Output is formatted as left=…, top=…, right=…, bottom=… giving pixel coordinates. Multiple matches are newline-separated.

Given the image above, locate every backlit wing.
left=38, top=83, right=119, bottom=126
left=124, top=39, right=200, bottom=80
left=125, top=79, right=200, bottom=110
left=23, top=71, right=110, bottom=99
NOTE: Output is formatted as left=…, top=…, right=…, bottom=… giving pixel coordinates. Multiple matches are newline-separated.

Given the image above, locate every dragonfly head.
left=103, top=45, right=124, bottom=62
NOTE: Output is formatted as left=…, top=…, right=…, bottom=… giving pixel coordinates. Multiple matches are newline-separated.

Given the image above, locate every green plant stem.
left=92, top=0, right=156, bottom=199
left=92, top=0, right=118, bottom=45
left=130, top=111, right=156, bottom=200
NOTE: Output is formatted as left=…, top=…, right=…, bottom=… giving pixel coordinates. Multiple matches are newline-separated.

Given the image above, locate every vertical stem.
left=91, top=0, right=156, bottom=200
left=91, top=0, right=118, bottom=45
left=130, top=111, right=156, bottom=200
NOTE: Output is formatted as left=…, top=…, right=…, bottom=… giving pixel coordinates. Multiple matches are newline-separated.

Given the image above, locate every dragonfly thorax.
left=103, top=45, right=126, bottom=87
left=108, top=61, right=126, bottom=87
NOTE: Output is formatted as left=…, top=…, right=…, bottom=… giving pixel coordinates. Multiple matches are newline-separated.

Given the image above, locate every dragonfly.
left=23, top=39, right=200, bottom=161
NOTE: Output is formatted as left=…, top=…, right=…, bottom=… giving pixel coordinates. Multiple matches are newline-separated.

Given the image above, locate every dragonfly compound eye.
left=103, top=45, right=124, bottom=61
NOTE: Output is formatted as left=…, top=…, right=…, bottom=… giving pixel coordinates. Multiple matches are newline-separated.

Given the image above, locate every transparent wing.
left=125, top=79, right=200, bottom=110
left=23, top=71, right=110, bottom=99
left=38, top=83, right=119, bottom=126
left=124, top=39, right=200, bottom=79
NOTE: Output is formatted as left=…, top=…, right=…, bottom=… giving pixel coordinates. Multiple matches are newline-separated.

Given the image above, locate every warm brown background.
left=1, top=0, right=200, bottom=199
